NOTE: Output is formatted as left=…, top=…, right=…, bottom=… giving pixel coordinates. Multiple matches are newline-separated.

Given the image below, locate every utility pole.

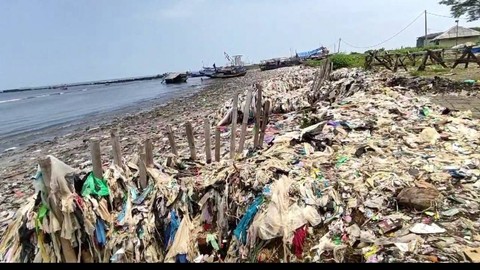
left=424, top=10, right=428, bottom=47
left=334, top=43, right=336, bottom=54
left=338, top=38, right=341, bottom=53
left=455, top=19, right=459, bottom=46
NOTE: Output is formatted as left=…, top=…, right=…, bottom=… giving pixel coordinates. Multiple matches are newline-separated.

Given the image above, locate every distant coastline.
left=0, top=73, right=167, bottom=93
left=1, top=63, right=261, bottom=93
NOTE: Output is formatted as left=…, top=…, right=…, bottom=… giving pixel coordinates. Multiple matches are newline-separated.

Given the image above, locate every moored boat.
left=164, top=73, right=188, bottom=84
left=206, top=66, right=247, bottom=79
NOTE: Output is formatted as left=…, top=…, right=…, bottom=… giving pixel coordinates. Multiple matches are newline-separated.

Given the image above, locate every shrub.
left=329, top=53, right=365, bottom=70
left=304, top=59, right=325, bottom=67
left=305, top=53, right=365, bottom=70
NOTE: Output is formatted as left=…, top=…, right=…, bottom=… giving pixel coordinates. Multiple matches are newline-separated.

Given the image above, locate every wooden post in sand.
left=89, top=138, right=103, bottom=179
left=229, top=92, right=239, bottom=159
left=185, top=122, right=197, bottom=160
left=204, top=118, right=212, bottom=164
left=253, top=84, right=263, bottom=148
left=139, top=152, right=148, bottom=189
left=110, top=129, right=123, bottom=167
left=215, top=127, right=221, bottom=162
left=166, top=125, right=178, bottom=156
left=237, top=88, right=253, bottom=155
left=258, top=100, right=271, bottom=148
left=144, top=138, right=154, bottom=168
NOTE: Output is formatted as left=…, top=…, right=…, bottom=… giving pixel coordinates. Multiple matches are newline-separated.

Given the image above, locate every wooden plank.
left=110, top=129, right=122, bottom=167
left=418, top=51, right=429, bottom=71
left=144, top=138, right=154, bottom=168
left=397, top=55, right=408, bottom=71
left=166, top=125, right=178, bottom=156
left=430, top=51, right=448, bottom=68
left=253, top=84, right=263, bottom=148
left=229, top=92, right=239, bottom=159
left=204, top=118, right=212, bottom=164
left=470, top=50, right=480, bottom=67
left=258, top=100, right=271, bottom=148
left=139, top=152, right=147, bottom=189
left=393, top=55, right=399, bottom=72
left=452, top=50, right=467, bottom=69
left=237, top=88, right=253, bottom=155
left=38, top=158, right=52, bottom=207
left=89, top=138, right=103, bottom=179
left=215, top=126, right=221, bottom=162
left=374, top=54, right=392, bottom=70
left=185, top=122, right=196, bottom=160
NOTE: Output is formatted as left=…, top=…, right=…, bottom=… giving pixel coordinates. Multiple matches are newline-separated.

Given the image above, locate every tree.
left=439, top=0, right=480, bottom=21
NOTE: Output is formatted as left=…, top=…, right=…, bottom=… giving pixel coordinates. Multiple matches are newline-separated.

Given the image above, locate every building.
left=416, top=32, right=443, bottom=47
left=416, top=26, right=480, bottom=48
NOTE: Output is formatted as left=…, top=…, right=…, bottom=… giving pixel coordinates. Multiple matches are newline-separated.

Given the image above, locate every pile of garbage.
left=387, top=74, right=479, bottom=96
left=1, top=67, right=480, bottom=263
left=216, top=67, right=372, bottom=127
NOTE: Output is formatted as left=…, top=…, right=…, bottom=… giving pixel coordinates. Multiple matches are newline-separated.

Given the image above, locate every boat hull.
left=206, top=70, right=247, bottom=79
left=164, top=74, right=188, bottom=84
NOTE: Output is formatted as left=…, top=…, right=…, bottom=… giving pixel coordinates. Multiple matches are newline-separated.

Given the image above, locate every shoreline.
left=0, top=81, right=205, bottom=152
left=0, top=68, right=285, bottom=214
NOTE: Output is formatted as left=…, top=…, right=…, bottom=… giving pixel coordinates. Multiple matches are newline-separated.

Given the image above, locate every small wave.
left=0, top=98, right=21, bottom=104
left=0, top=91, right=69, bottom=104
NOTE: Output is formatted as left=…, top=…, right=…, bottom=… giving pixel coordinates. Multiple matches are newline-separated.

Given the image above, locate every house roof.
left=432, top=26, right=480, bottom=40
left=417, top=32, right=443, bottom=40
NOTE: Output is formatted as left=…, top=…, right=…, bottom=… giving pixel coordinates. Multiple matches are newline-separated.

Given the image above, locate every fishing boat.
left=199, top=67, right=216, bottom=76
left=164, top=73, right=188, bottom=84
left=206, top=66, right=247, bottom=79
left=206, top=53, right=248, bottom=79
left=187, top=71, right=203, bottom=78
left=259, top=57, right=301, bottom=71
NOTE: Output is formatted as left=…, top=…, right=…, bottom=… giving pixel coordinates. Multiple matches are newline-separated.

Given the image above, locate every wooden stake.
left=110, top=129, right=122, bottom=167
left=139, top=152, right=147, bottom=189
left=238, top=88, right=253, bottom=154
left=215, top=126, right=221, bottom=162
left=185, top=122, right=196, bottom=160
left=166, top=125, right=178, bottom=156
left=253, top=84, right=263, bottom=148
left=89, top=138, right=103, bottom=179
left=229, top=92, right=239, bottom=159
left=38, top=158, right=52, bottom=197
left=204, top=118, right=212, bottom=164
left=144, top=138, right=154, bottom=168
left=258, top=100, right=271, bottom=148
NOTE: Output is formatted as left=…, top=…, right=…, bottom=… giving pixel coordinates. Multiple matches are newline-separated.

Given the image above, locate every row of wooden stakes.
left=85, top=86, right=270, bottom=189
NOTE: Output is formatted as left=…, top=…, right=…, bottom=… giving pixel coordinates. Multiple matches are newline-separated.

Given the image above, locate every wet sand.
left=0, top=68, right=284, bottom=215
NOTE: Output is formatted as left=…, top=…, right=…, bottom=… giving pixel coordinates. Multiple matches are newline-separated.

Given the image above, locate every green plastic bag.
left=335, top=156, right=349, bottom=168
left=81, top=172, right=110, bottom=197
left=35, top=204, right=49, bottom=232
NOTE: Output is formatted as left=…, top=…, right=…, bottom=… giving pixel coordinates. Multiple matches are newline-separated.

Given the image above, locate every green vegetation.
left=384, top=45, right=449, bottom=54
left=409, top=65, right=480, bottom=82
left=409, top=65, right=450, bottom=77
left=304, top=59, right=327, bottom=68
left=330, top=53, right=365, bottom=69
left=440, top=0, right=480, bottom=22
left=305, top=53, right=365, bottom=70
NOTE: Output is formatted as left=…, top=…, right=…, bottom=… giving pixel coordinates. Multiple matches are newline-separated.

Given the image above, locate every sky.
left=0, top=0, right=479, bottom=90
